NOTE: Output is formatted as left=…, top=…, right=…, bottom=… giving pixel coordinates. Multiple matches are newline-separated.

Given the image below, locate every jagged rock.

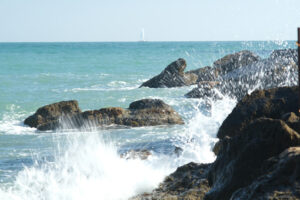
left=131, top=162, right=211, bottom=200
left=140, top=58, right=198, bottom=88
left=24, top=100, right=81, bottom=130
left=120, top=149, right=152, bottom=160
left=24, top=99, right=184, bottom=131
left=186, top=66, right=217, bottom=82
left=217, top=86, right=298, bottom=139
left=230, top=147, right=300, bottom=200
left=213, top=50, right=260, bottom=75
left=186, top=49, right=297, bottom=101
left=206, top=118, right=300, bottom=200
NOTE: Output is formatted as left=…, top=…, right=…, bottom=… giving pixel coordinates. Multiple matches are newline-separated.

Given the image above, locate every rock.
left=140, top=58, right=198, bottom=88
left=206, top=118, right=300, bottom=200
left=174, top=146, right=183, bottom=157
left=185, top=81, right=222, bottom=100
left=230, top=147, right=300, bottom=200
left=186, top=66, right=217, bottom=82
left=213, top=50, right=260, bottom=75
left=217, top=86, right=298, bottom=139
left=24, top=99, right=184, bottom=131
left=131, top=162, right=211, bottom=200
left=185, top=49, right=298, bottom=101
left=120, top=149, right=152, bottom=160
left=24, top=100, right=81, bottom=130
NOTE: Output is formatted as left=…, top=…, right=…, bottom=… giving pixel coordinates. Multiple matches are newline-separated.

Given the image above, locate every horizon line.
left=0, top=39, right=295, bottom=43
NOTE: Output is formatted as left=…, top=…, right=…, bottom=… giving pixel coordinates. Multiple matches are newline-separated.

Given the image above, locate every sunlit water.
left=0, top=41, right=296, bottom=200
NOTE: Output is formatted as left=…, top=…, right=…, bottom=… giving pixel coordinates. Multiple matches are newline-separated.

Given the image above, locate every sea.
left=0, top=41, right=296, bottom=200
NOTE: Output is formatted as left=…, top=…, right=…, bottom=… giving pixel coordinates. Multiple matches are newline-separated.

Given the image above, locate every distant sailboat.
left=140, top=28, right=145, bottom=42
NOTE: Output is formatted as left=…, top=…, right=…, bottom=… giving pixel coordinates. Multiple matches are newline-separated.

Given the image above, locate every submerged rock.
left=24, top=99, right=184, bottom=131
left=140, top=58, right=198, bottom=88
left=120, top=149, right=152, bottom=160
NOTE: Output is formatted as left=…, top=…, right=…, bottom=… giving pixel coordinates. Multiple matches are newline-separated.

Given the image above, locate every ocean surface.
left=0, top=41, right=296, bottom=200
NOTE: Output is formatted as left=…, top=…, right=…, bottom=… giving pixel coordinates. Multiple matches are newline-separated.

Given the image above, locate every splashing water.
left=0, top=41, right=297, bottom=200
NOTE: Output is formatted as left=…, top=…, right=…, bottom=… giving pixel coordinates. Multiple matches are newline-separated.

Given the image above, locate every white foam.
left=0, top=105, right=36, bottom=135
left=0, top=132, right=174, bottom=200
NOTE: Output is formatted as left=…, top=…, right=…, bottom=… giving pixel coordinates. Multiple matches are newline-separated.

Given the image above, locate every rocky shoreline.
left=132, top=86, right=300, bottom=200
left=23, top=48, right=300, bottom=199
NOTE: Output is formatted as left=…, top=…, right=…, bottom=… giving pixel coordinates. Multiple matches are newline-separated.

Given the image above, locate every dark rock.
left=129, top=99, right=170, bottom=110
left=186, top=49, right=297, bottom=101
left=213, top=50, right=260, bottom=75
left=174, top=146, right=183, bottom=157
left=206, top=118, right=300, bottom=200
left=140, top=58, right=198, bottom=88
left=230, top=147, right=300, bottom=200
left=25, top=99, right=184, bottom=131
left=186, top=66, right=217, bottom=82
left=131, top=162, right=211, bottom=200
left=24, top=100, right=81, bottom=130
left=120, top=149, right=152, bottom=160
left=217, top=86, right=298, bottom=139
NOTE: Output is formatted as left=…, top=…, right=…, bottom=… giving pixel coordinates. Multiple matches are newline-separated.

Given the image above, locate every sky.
left=0, top=0, right=300, bottom=42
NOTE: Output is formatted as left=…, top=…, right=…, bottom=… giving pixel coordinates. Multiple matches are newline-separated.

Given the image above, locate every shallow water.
left=0, top=41, right=295, bottom=200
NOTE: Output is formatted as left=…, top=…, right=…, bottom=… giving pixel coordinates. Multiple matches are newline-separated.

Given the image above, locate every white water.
left=0, top=96, right=236, bottom=200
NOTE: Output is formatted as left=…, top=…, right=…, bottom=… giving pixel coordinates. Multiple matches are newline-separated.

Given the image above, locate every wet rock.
left=213, top=50, right=260, bottom=75
left=174, top=146, right=183, bottom=157
left=120, top=149, right=152, bottom=160
left=230, top=147, right=300, bottom=200
left=24, top=100, right=81, bottom=130
left=186, top=49, right=297, bottom=101
left=25, top=99, right=184, bottom=131
left=140, top=58, right=198, bottom=88
left=186, top=66, right=217, bottom=82
left=206, top=118, right=300, bottom=200
left=217, top=86, right=298, bottom=139
left=131, top=162, right=211, bottom=200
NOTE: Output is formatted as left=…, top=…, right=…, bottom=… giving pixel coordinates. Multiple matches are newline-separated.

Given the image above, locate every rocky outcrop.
left=230, top=147, right=300, bottom=200
left=217, top=86, right=298, bottom=139
left=140, top=58, right=198, bottom=88
left=24, top=99, right=184, bottom=131
left=212, top=50, right=260, bottom=75
left=132, top=86, right=300, bottom=200
left=131, top=163, right=211, bottom=200
left=186, top=49, right=297, bottom=101
left=140, top=51, right=261, bottom=89
left=206, top=118, right=300, bottom=200
left=24, top=100, right=81, bottom=130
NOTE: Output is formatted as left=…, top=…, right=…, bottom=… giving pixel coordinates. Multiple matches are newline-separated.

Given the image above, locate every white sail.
left=140, top=28, right=145, bottom=42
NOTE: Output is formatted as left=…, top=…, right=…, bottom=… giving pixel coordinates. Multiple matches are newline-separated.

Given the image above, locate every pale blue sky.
left=1, top=0, right=300, bottom=42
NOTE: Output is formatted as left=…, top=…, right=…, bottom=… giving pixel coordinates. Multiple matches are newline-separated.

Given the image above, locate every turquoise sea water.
left=0, top=41, right=296, bottom=199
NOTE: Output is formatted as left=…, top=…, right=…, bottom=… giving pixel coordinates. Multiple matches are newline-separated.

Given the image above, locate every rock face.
left=230, top=147, right=300, bottom=200
left=24, top=100, right=81, bottom=130
left=131, top=163, right=211, bottom=200
left=132, top=86, right=300, bottom=200
left=186, top=49, right=297, bottom=101
left=213, top=50, right=260, bottom=75
left=206, top=118, right=300, bottom=200
left=140, top=58, right=198, bottom=88
left=24, top=99, right=184, bottom=131
left=217, top=86, right=298, bottom=139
